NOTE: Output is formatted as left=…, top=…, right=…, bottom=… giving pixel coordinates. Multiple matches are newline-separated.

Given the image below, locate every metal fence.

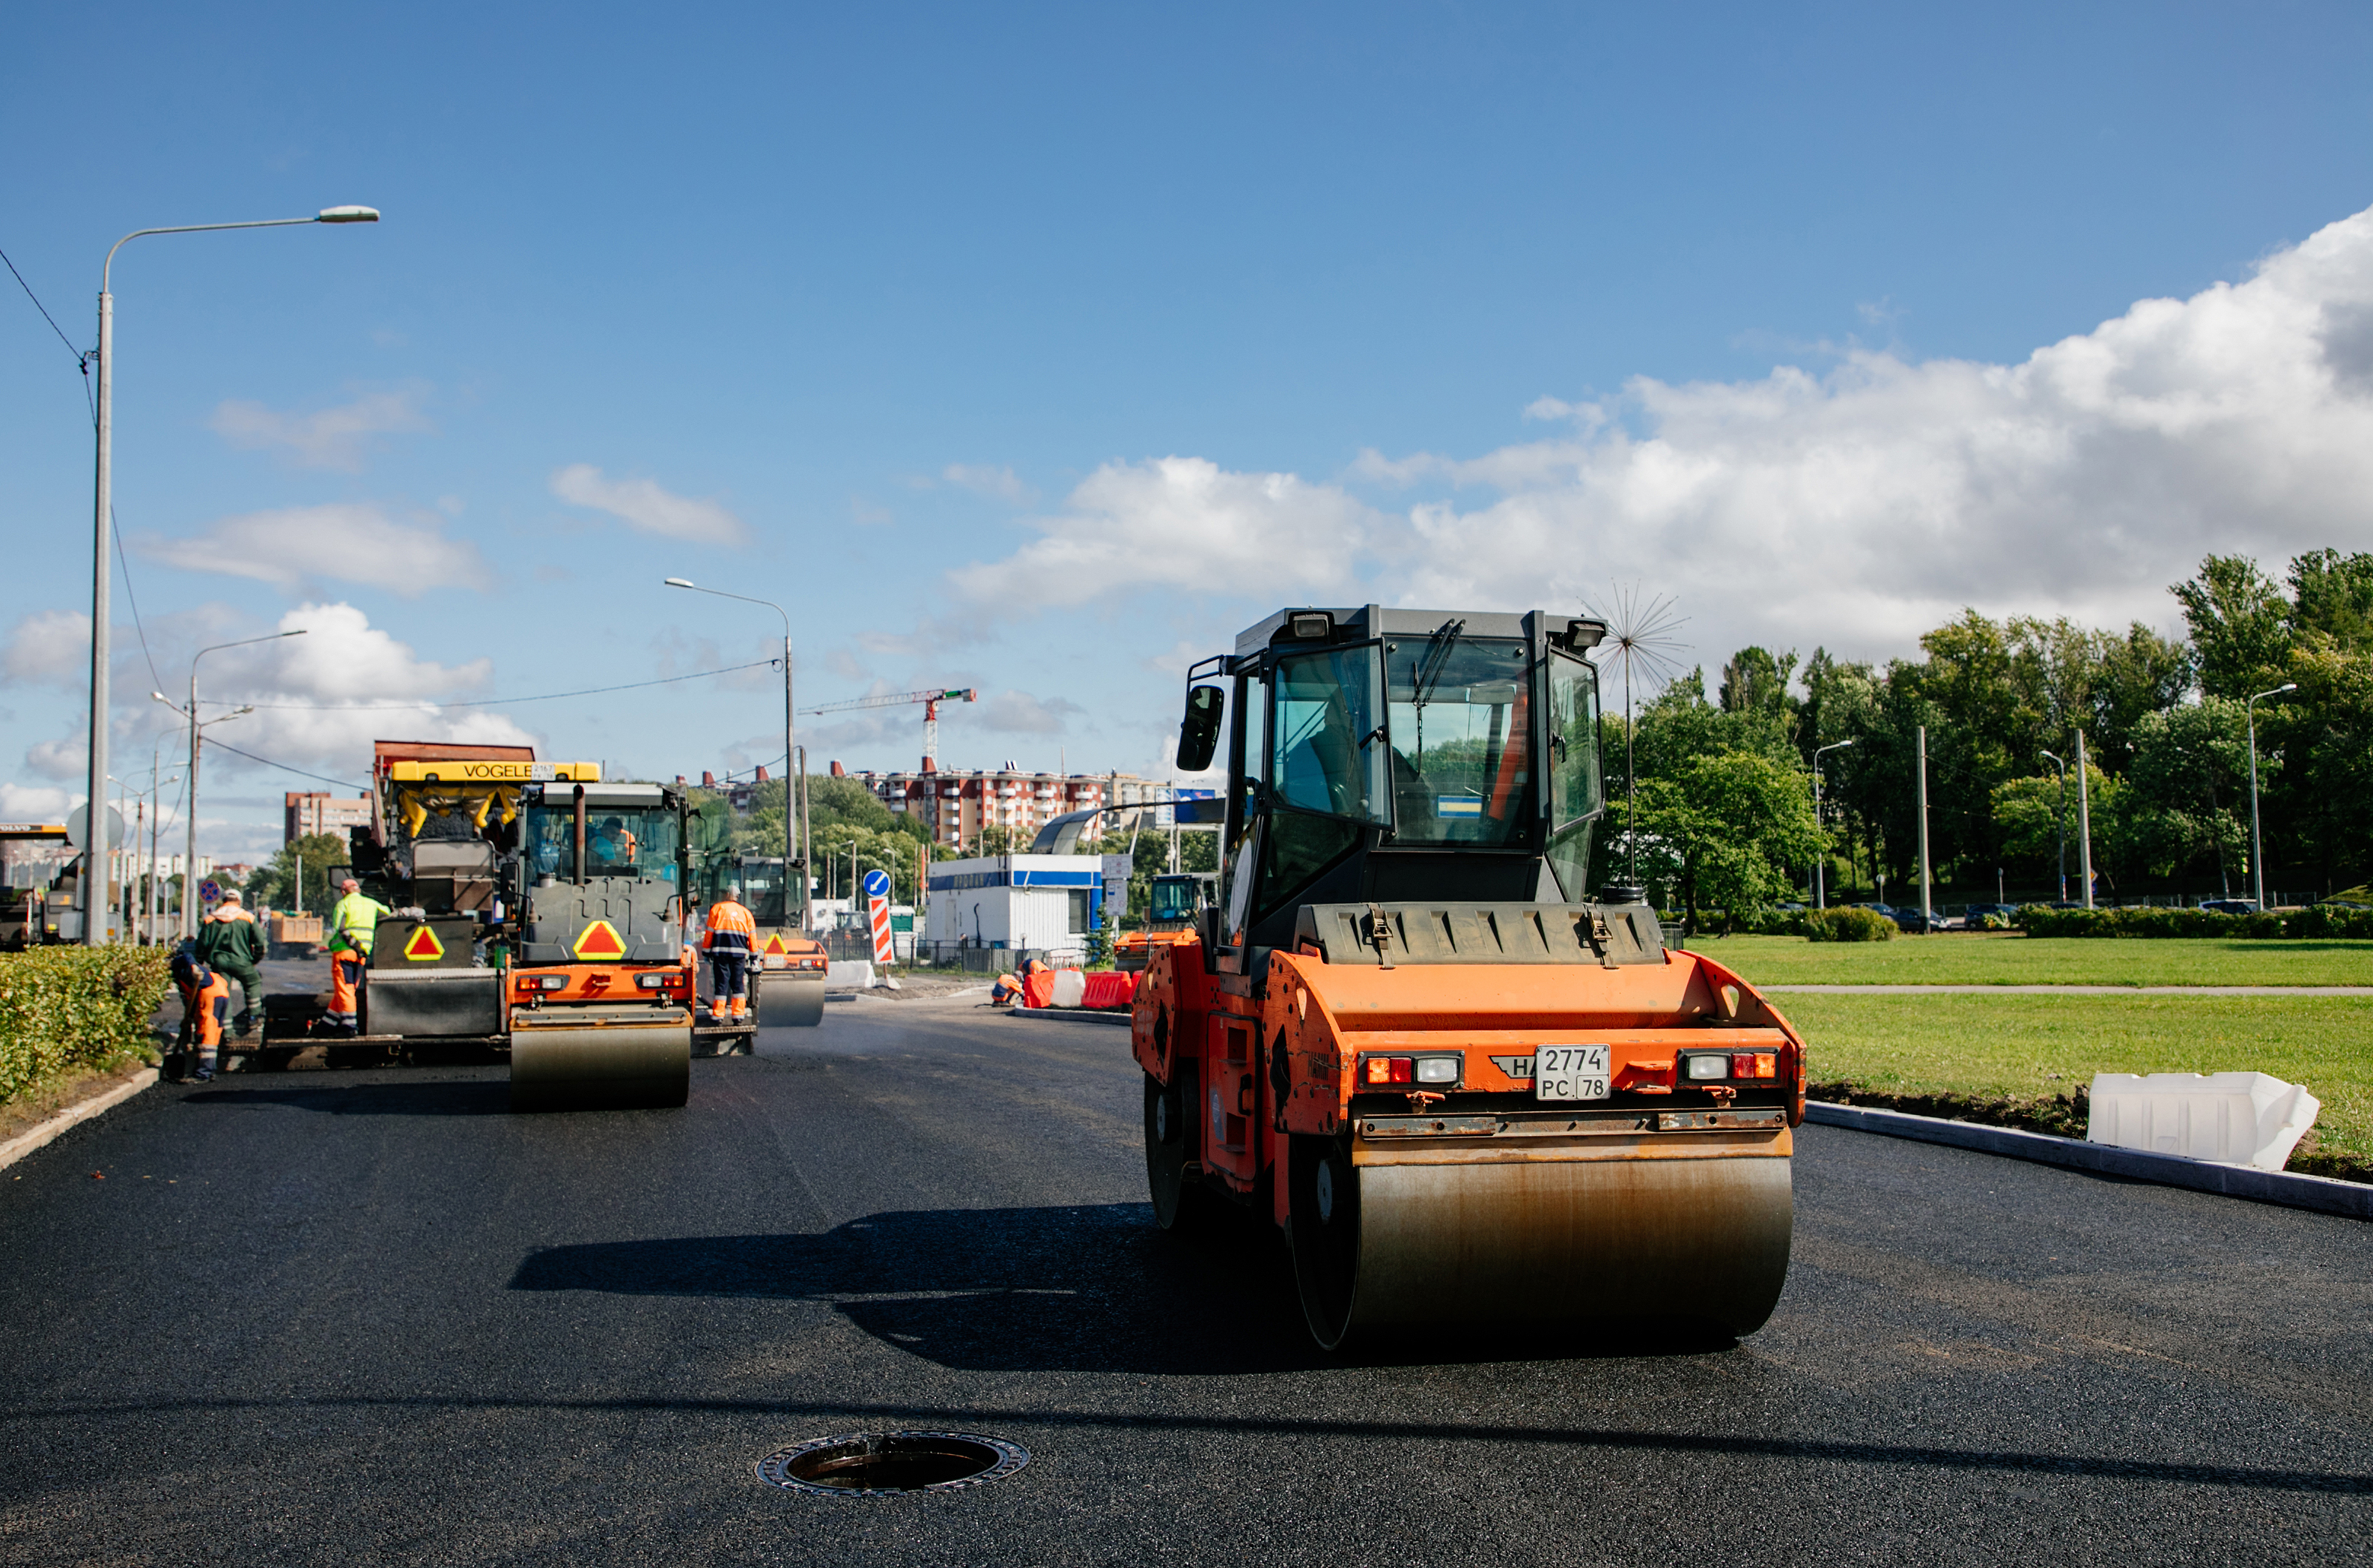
left=908, top=941, right=1082, bottom=974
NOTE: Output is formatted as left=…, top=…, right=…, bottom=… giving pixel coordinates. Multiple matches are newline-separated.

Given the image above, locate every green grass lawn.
left=1693, top=932, right=2373, bottom=987
left=1778, top=991, right=2373, bottom=1162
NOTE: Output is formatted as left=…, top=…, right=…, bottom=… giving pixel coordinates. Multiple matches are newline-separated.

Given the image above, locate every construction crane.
left=803, top=687, right=977, bottom=771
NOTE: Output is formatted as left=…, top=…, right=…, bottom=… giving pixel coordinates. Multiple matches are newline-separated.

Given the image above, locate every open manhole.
left=756, top=1431, right=1030, bottom=1497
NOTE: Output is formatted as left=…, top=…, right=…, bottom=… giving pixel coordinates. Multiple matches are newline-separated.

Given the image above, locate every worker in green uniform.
left=325, top=876, right=392, bottom=1037
left=195, top=888, right=267, bottom=1036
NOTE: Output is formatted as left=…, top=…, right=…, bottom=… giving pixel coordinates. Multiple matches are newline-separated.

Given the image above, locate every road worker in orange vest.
left=701, top=888, right=757, bottom=1021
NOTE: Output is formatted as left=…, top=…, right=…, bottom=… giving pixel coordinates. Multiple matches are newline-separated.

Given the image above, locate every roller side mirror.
left=1176, top=684, right=1225, bottom=772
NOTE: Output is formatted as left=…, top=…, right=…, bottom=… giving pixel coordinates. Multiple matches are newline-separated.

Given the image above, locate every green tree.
left=244, top=832, right=349, bottom=915
left=2175, top=554, right=2292, bottom=699
left=1632, top=751, right=1823, bottom=932
left=2129, top=697, right=2258, bottom=896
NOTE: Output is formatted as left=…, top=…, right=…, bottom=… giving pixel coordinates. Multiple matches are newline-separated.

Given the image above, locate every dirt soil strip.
left=1806, top=1100, right=2373, bottom=1219
left=0, top=1066, right=160, bottom=1173
left=1766, top=984, right=2373, bottom=994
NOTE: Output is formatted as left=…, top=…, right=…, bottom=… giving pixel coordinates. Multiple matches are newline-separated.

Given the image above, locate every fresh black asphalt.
left=2, top=984, right=2369, bottom=1565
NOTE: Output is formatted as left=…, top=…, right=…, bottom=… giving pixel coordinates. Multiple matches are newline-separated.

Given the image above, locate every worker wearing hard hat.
left=324, top=876, right=392, bottom=1037
left=700, top=890, right=756, bottom=1021
left=195, top=887, right=266, bottom=1038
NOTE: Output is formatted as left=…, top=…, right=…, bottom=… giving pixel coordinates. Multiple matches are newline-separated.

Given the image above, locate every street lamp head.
left=2278, top=682, right=2297, bottom=693
left=317, top=206, right=380, bottom=223
left=663, top=577, right=696, bottom=589
left=279, top=628, right=308, bottom=638
left=151, top=691, right=171, bottom=705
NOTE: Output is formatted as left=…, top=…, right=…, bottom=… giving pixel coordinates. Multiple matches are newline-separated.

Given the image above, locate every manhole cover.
left=756, top=1431, right=1030, bottom=1497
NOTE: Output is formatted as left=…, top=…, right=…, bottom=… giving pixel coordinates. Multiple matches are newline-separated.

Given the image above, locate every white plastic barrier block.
left=2088, top=1072, right=2321, bottom=1172
left=826, top=960, right=876, bottom=989
left=1050, top=969, right=1087, bottom=1009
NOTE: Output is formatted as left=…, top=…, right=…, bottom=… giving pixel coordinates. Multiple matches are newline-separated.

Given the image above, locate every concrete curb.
left=1005, top=1006, right=1134, bottom=1027
left=0, top=1068, right=160, bottom=1173
left=1768, top=984, right=2373, bottom=995
left=1805, top=1100, right=2373, bottom=1221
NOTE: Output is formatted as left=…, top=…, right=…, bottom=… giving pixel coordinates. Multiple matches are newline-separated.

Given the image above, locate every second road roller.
left=1131, top=605, right=1806, bottom=1349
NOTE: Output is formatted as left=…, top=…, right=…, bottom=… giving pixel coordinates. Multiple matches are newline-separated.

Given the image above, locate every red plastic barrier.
left=1080, top=970, right=1139, bottom=1010
left=1021, top=970, right=1056, bottom=1008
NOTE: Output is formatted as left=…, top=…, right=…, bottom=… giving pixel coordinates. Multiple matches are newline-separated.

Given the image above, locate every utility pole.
left=1915, top=726, right=1932, bottom=930
left=2039, top=750, right=2067, bottom=901
left=2247, top=683, right=2295, bottom=910
left=82, top=206, right=377, bottom=945
left=1812, top=739, right=1856, bottom=909
left=2076, top=730, right=2095, bottom=910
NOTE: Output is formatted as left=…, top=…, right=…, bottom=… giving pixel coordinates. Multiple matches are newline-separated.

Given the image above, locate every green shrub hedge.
left=2016, top=904, right=2373, bottom=939
left=0, top=946, right=171, bottom=1104
left=1805, top=906, right=1896, bottom=943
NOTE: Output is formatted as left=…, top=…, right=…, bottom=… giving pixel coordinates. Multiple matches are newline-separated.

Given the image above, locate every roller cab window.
left=1544, top=649, right=1603, bottom=899
left=1268, top=643, right=1390, bottom=827
left=1384, top=631, right=1537, bottom=847
left=526, top=803, right=681, bottom=881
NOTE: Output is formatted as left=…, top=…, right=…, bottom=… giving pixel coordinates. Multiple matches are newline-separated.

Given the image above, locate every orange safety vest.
left=702, top=899, right=756, bottom=952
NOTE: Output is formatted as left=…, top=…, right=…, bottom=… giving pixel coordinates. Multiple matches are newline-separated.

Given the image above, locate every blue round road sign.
left=198, top=878, right=223, bottom=904
left=861, top=869, right=891, bottom=899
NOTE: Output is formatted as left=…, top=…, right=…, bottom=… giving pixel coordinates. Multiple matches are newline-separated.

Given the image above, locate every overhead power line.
left=195, top=736, right=366, bottom=792
left=1, top=242, right=84, bottom=363
left=233, top=657, right=780, bottom=711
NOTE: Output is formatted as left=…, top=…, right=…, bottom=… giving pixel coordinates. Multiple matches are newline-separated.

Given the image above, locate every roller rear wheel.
left=1144, top=1070, right=1218, bottom=1231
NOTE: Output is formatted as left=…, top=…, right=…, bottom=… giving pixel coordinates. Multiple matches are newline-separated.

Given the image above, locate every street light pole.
left=2039, top=750, right=2067, bottom=902
left=81, top=205, right=378, bottom=946
left=2075, top=730, right=2095, bottom=910
left=2247, top=682, right=2297, bottom=910
left=663, top=580, right=805, bottom=932
left=162, top=630, right=303, bottom=938
left=1811, top=739, right=1856, bottom=909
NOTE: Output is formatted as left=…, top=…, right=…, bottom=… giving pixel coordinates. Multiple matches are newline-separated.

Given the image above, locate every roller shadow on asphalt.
left=508, top=1202, right=1323, bottom=1376
left=506, top=1203, right=1742, bottom=1373
left=179, top=1081, right=512, bottom=1116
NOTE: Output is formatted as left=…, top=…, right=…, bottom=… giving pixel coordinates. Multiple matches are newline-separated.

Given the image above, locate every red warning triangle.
left=573, top=920, right=628, bottom=960
left=402, top=925, right=445, bottom=961
left=763, top=932, right=789, bottom=955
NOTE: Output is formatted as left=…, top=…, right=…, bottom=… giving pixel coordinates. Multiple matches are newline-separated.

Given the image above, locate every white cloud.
left=976, top=689, right=1083, bottom=735
left=952, top=456, right=1379, bottom=607
left=209, top=387, right=432, bottom=472
left=0, top=783, right=71, bottom=819
left=168, top=603, right=532, bottom=782
left=3, top=610, right=91, bottom=686
left=953, top=201, right=2373, bottom=667
left=943, top=464, right=1033, bottom=502
left=139, top=505, right=491, bottom=596
left=550, top=464, right=747, bottom=545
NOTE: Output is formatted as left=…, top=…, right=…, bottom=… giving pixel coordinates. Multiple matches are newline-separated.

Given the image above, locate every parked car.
left=2199, top=899, right=2258, bottom=915
left=1881, top=903, right=1948, bottom=934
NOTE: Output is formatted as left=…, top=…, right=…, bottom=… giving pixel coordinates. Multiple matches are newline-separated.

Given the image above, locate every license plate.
left=1534, top=1044, right=1611, bottom=1101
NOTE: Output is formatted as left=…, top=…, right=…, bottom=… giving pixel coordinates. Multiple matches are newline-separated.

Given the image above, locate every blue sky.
left=5, top=1, right=2372, bottom=859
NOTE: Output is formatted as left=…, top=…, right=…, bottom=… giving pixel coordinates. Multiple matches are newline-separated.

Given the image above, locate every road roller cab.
left=1131, top=605, right=1807, bottom=1349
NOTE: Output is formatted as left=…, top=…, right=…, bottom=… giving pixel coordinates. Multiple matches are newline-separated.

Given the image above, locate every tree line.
left=1603, top=550, right=2373, bottom=926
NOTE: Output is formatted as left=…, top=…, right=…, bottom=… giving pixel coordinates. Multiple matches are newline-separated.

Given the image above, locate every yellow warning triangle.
left=574, top=920, right=627, bottom=960
left=402, top=925, right=445, bottom=961
left=763, top=932, right=789, bottom=955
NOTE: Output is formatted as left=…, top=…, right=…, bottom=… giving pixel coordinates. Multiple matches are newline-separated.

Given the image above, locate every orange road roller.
left=1131, top=606, right=1805, bottom=1349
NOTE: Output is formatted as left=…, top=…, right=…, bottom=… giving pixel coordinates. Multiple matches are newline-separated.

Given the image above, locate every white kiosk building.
left=925, top=854, right=1105, bottom=953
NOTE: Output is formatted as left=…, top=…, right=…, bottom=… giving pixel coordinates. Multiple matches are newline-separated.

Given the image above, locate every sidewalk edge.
left=1805, top=1101, right=2372, bottom=1220
left=0, top=1068, right=161, bottom=1173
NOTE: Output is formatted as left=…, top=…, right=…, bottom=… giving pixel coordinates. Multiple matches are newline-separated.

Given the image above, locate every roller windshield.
left=526, top=805, right=681, bottom=879
left=1149, top=875, right=1204, bottom=923
left=1385, top=634, right=1537, bottom=846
